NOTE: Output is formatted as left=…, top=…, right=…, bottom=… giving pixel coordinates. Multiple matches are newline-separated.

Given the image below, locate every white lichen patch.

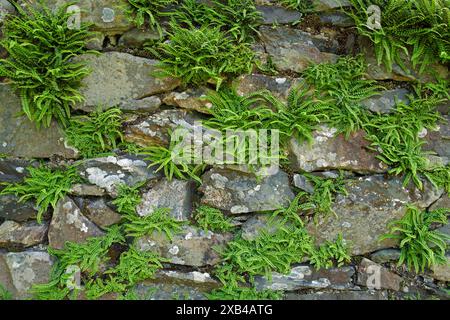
left=169, top=245, right=180, bottom=255
left=231, top=205, right=249, bottom=214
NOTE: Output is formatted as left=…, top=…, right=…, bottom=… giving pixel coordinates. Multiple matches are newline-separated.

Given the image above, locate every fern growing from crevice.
left=151, top=22, right=254, bottom=90
left=0, top=164, right=81, bottom=223
left=0, top=1, right=96, bottom=127
left=64, top=107, right=124, bottom=159
left=381, top=206, right=449, bottom=273
left=124, top=0, right=178, bottom=37
left=347, top=0, right=450, bottom=73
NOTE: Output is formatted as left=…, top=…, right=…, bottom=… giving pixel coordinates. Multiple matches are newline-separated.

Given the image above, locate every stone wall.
left=0, top=0, right=448, bottom=300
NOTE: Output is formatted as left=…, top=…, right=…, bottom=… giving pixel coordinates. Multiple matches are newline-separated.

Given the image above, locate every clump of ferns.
left=208, top=195, right=351, bottom=300
left=173, top=0, right=262, bottom=43
left=204, top=82, right=330, bottom=146
left=381, top=205, right=450, bottom=273
left=303, top=55, right=383, bottom=137
left=365, top=95, right=447, bottom=190
left=124, top=0, right=178, bottom=37
left=347, top=0, right=450, bottom=74
left=151, top=21, right=255, bottom=90
left=0, top=2, right=96, bottom=127
left=64, top=107, right=124, bottom=159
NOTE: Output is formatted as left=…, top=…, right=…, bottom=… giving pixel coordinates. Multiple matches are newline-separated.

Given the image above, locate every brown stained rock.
left=0, top=253, right=17, bottom=299
left=234, top=73, right=301, bottom=102
left=288, top=126, right=388, bottom=173
left=76, top=197, right=122, bottom=228
left=430, top=255, right=450, bottom=282
left=0, top=221, right=48, bottom=251
left=163, top=88, right=212, bottom=114
left=0, top=195, right=39, bottom=223
left=356, top=258, right=403, bottom=291
left=48, top=196, right=104, bottom=250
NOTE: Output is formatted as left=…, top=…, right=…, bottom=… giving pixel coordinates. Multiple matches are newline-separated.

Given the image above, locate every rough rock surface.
left=137, top=179, right=195, bottom=221
left=423, top=115, right=450, bottom=159
left=152, top=270, right=219, bottom=290
left=69, top=184, right=106, bottom=197
left=257, top=5, right=302, bottom=25
left=255, top=265, right=355, bottom=291
left=0, top=195, right=39, bottom=223
left=124, top=109, right=200, bottom=147
left=75, top=197, right=122, bottom=228
left=288, top=127, right=387, bottom=173
left=0, top=251, right=17, bottom=298
left=77, top=155, right=159, bottom=196
left=118, top=28, right=161, bottom=48
left=163, top=88, right=212, bottom=114
left=135, top=225, right=232, bottom=267
left=370, top=249, right=402, bottom=264
left=361, top=89, right=411, bottom=114
left=48, top=196, right=105, bottom=250
left=234, top=74, right=301, bottom=102
left=199, top=168, right=295, bottom=214
left=356, top=258, right=403, bottom=291
left=73, top=52, right=180, bottom=112
left=0, top=221, right=48, bottom=251
left=0, top=0, right=16, bottom=24
left=0, top=158, right=34, bottom=185
left=133, top=281, right=207, bottom=300
left=306, top=175, right=443, bottom=255
left=259, top=26, right=338, bottom=73
left=1, top=250, right=54, bottom=299
left=0, top=84, right=77, bottom=159
left=430, top=255, right=450, bottom=282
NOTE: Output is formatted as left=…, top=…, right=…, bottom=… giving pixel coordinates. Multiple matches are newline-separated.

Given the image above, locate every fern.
left=0, top=1, right=95, bottom=127
left=0, top=284, right=12, bottom=300
left=347, top=0, right=450, bottom=73
left=84, top=247, right=167, bottom=300
left=31, top=226, right=126, bottom=300
left=380, top=206, right=450, bottom=273
left=299, top=172, right=348, bottom=223
left=112, top=182, right=144, bottom=215
left=124, top=0, right=177, bottom=37
left=140, top=132, right=206, bottom=184
left=303, top=55, right=382, bottom=137
left=365, top=95, right=444, bottom=190
left=0, top=164, right=81, bottom=223
left=173, top=0, right=261, bottom=42
left=64, top=107, right=124, bottom=159
left=152, top=22, right=254, bottom=90
left=194, top=206, right=234, bottom=233
left=123, top=207, right=184, bottom=240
